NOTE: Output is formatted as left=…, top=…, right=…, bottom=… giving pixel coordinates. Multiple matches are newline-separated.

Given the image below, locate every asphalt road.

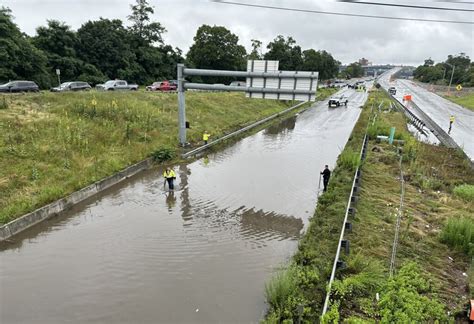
left=379, top=69, right=474, bottom=161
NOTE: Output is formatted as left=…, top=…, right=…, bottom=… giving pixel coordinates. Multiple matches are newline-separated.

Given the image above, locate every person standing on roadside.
left=320, top=165, right=331, bottom=192
left=163, top=167, right=176, bottom=190
left=203, top=131, right=210, bottom=145
left=448, top=115, right=455, bottom=134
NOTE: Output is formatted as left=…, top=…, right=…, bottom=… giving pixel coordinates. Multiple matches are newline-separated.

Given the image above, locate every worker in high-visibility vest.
left=203, top=131, right=210, bottom=145
left=163, top=167, right=176, bottom=190
left=448, top=115, right=455, bottom=134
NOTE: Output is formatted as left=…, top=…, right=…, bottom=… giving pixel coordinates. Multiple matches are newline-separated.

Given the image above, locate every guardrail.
left=321, top=133, right=369, bottom=315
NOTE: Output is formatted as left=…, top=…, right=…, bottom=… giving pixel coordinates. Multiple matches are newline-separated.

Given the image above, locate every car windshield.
left=60, top=82, right=71, bottom=88
left=104, top=81, right=115, bottom=86
left=1, top=82, right=14, bottom=87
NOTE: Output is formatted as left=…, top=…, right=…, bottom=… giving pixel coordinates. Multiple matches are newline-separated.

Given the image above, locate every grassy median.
left=263, top=89, right=474, bottom=322
left=0, top=91, right=299, bottom=224
left=443, top=92, right=474, bottom=111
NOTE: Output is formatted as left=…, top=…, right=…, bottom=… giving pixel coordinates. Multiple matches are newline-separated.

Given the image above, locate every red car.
left=146, top=80, right=177, bottom=91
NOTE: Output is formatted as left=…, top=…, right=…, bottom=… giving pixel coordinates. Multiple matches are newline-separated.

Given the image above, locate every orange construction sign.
left=403, top=94, right=412, bottom=101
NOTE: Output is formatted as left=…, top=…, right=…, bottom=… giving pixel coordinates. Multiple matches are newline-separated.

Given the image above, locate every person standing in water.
left=163, top=167, right=176, bottom=190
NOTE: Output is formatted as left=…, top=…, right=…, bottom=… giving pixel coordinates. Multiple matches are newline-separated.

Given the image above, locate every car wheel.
left=108, top=88, right=114, bottom=91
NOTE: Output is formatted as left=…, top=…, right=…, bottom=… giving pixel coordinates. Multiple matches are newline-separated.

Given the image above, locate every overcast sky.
left=3, top=0, right=474, bottom=65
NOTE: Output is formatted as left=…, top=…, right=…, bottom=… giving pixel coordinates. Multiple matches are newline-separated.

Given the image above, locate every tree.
left=0, top=7, right=50, bottom=87
left=248, top=39, right=263, bottom=60
left=344, top=62, right=364, bottom=78
left=302, top=49, right=339, bottom=80
left=187, top=25, right=246, bottom=83
left=76, top=19, right=136, bottom=80
left=423, top=58, right=434, bottom=66
left=128, top=0, right=166, bottom=45
left=264, top=35, right=303, bottom=70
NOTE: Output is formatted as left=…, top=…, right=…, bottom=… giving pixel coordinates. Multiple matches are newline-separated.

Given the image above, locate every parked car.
left=328, top=95, right=348, bottom=107
left=96, top=80, right=138, bottom=91
left=0, top=80, right=39, bottom=93
left=50, top=81, right=91, bottom=92
left=146, top=80, right=177, bottom=91
left=388, top=87, right=397, bottom=95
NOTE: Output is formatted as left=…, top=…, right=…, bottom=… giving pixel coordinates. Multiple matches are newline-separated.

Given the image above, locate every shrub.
left=453, top=184, right=474, bottom=202
left=151, top=147, right=175, bottom=163
left=440, top=217, right=474, bottom=257
left=379, top=262, right=447, bottom=323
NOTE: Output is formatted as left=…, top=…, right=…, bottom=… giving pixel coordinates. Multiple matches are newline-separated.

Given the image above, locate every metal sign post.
left=56, top=69, right=61, bottom=87
left=176, top=61, right=319, bottom=146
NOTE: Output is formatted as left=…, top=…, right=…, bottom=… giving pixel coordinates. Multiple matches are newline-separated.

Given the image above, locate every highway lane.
left=379, top=69, right=474, bottom=160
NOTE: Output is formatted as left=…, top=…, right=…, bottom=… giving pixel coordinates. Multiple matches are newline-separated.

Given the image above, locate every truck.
left=388, top=87, right=396, bottom=95
left=328, top=95, right=348, bottom=107
left=96, top=80, right=138, bottom=91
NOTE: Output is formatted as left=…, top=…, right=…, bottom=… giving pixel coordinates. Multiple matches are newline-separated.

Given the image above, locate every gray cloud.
left=4, top=0, right=473, bottom=65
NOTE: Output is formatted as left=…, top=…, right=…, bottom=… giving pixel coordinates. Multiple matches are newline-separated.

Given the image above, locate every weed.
left=151, top=147, right=175, bottom=163
left=453, top=184, right=474, bottom=202
left=338, top=149, right=361, bottom=171
left=440, top=217, right=474, bottom=257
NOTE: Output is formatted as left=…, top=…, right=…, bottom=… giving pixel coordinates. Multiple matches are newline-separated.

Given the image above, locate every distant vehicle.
left=328, top=95, right=348, bottom=107
left=146, top=80, right=177, bottom=92
left=0, top=80, right=39, bottom=93
left=96, top=80, right=138, bottom=91
left=389, top=87, right=397, bottom=95
left=51, top=81, right=91, bottom=92
left=229, top=81, right=246, bottom=87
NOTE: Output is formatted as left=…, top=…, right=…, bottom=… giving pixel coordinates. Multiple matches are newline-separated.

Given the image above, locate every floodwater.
left=0, top=88, right=368, bottom=324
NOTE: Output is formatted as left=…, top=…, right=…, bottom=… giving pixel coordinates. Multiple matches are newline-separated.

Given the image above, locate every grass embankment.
left=0, top=91, right=294, bottom=224
left=444, top=92, right=474, bottom=112
left=264, top=89, right=474, bottom=322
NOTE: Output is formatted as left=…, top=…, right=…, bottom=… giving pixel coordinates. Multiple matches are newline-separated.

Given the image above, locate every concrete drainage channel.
left=0, top=100, right=311, bottom=241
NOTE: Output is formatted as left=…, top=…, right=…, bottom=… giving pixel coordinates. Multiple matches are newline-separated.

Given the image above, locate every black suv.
left=51, top=81, right=92, bottom=92
left=0, top=81, right=40, bottom=93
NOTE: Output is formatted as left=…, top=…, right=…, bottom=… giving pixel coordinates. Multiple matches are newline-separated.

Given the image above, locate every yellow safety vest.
left=203, top=133, right=210, bottom=141
left=450, top=116, right=455, bottom=123
left=163, top=170, right=176, bottom=179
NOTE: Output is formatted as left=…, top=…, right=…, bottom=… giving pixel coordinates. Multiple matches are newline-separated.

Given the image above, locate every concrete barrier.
left=0, top=158, right=153, bottom=241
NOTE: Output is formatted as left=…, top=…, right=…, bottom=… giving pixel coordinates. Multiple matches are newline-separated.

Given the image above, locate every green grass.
left=440, top=217, right=474, bottom=257
left=0, top=91, right=295, bottom=224
left=453, top=184, right=474, bottom=202
left=444, top=92, right=474, bottom=111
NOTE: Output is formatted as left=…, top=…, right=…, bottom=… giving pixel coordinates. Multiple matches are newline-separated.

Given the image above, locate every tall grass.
left=338, top=149, right=361, bottom=171
left=440, top=217, right=474, bottom=257
left=265, top=266, right=299, bottom=313
left=0, top=96, right=8, bottom=109
left=453, top=184, right=474, bottom=202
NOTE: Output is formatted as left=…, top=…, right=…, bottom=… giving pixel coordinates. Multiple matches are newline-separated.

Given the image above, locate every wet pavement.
left=379, top=69, right=474, bottom=160
left=0, top=88, right=369, bottom=323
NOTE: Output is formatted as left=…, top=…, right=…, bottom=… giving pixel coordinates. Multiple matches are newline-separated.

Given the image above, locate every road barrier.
left=321, top=133, right=369, bottom=315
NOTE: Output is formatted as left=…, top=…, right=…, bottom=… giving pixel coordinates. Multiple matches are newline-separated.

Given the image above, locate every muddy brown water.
left=1, top=89, right=368, bottom=323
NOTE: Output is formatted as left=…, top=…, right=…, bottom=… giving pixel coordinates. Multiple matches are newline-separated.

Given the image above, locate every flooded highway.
left=1, top=88, right=368, bottom=323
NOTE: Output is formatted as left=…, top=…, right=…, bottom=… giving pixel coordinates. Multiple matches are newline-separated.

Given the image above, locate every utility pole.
left=446, top=63, right=455, bottom=94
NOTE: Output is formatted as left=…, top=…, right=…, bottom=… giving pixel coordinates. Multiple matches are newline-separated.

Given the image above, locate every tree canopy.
left=414, top=53, right=473, bottom=86
left=1, top=1, right=343, bottom=88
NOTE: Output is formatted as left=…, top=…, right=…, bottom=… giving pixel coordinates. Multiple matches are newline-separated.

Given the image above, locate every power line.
left=339, top=0, right=474, bottom=12
left=211, top=1, right=474, bottom=25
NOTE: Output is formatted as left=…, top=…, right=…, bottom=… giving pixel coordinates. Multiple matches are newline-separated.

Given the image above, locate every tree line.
left=413, top=53, right=474, bottom=86
left=1, top=0, right=347, bottom=89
